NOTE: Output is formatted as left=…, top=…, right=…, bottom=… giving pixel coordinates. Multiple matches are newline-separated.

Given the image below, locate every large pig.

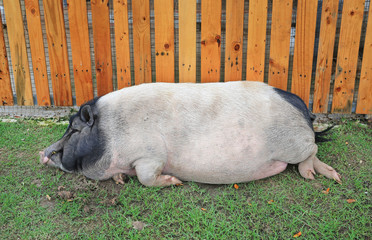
left=40, top=81, right=341, bottom=186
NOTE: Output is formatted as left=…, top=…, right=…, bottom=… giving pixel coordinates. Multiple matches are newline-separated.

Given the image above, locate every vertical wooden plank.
left=332, top=0, right=364, bottom=113
left=91, top=0, right=113, bottom=96
left=268, top=0, right=293, bottom=90
left=67, top=0, right=93, bottom=105
left=291, top=0, right=318, bottom=106
left=201, top=0, right=222, bottom=82
left=132, top=0, right=152, bottom=85
left=25, top=0, right=51, bottom=106
left=178, top=0, right=196, bottom=83
left=0, top=12, right=13, bottom=106
left=43, top=0, right=72, bottom=106
left=356, top=4, right=372, bottom=114
left=3, top=0, right=33, bottom=105
left=246, top=0, right=268, bottom=82
left=224, top=0, right=244, bottom=82
left=113, top=0, right=132, bottom=89
left=154, top=0, right=174, bottom=83
left=313, top=0, right=339, bottom=113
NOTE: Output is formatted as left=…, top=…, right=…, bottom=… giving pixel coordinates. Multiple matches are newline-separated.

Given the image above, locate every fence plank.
left=91, top=0, right=113, bottom=96
left=224, top=0, right=244, bottom=82
left=25, top=0, right=51, bottom=106
left=313, top=0, right=339, bottom=113
left=178, top=0, right=196, bottom=82
left=43, top=0, right=72, bottom=106
left=0, top=12, right=13, bottom=106
left=67, top=0, right=93, bottom=105
left=332, top=0, right=364, bottom=113
left=246, top=0, right=268, bottom=82
left=291, top=0, right=318, bottom=106
left=3, top=0, right=33, bottom=106
left=268, top=0, right=293, bottom=90
left=356, top=4, right=372, bottom=114
left=132, top=0, right=152, bottom=84
left=113, top=0, right=132, bottom=88
left=154, top=0, right=174, bottom=82
left=201, top=0, right=222, bottom=82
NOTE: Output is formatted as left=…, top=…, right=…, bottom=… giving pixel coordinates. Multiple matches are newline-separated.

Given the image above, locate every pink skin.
left=39, top=151, right=50, bottom=165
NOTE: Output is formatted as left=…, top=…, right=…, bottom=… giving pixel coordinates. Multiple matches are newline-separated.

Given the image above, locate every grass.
left=0, top=118, right=371, bottom=239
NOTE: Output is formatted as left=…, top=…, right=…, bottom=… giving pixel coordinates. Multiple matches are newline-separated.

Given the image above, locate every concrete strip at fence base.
left=0, top=106, right=79, bottom=118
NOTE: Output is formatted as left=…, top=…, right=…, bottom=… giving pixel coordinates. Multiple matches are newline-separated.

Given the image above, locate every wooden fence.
left=0, top=0, right=371, bottom=114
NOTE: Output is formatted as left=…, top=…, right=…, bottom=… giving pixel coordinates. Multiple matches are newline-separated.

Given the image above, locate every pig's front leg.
left=133, top=159, right=182, bottom=187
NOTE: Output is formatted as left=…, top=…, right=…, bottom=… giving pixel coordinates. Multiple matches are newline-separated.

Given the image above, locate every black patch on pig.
left=274, top=88, right=314, bottom=130
left=60, top=97, right=107, bottom=172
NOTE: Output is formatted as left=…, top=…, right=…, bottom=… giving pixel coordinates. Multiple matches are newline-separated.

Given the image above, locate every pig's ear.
left=80, top=105, right=94, bottom=127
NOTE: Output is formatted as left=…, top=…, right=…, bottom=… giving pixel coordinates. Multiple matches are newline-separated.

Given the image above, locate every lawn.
left=0, top=118, right=371, bottom=239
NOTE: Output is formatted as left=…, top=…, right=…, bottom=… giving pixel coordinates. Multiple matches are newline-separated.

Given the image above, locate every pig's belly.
left=163, top=130, right=288, bottom=184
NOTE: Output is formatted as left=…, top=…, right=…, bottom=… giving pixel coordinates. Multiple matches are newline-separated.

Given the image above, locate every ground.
left=0, top=118, right=371, bottom=239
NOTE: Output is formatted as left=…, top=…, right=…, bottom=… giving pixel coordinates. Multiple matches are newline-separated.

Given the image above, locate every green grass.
left=0, top=118, right=371, bottom=239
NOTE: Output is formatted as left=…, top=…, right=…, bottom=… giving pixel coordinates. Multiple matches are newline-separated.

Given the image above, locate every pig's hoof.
left=298, top=158, right=316, bottom=180
left=159, top=175, right=182, bottom=186
left=112, top=173, right=126, bottom=185
left=313, top=157, right=342, bottom=184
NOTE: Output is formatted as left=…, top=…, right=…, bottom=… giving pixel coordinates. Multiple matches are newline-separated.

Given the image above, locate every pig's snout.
left=39, top=151, right=50, bottom=165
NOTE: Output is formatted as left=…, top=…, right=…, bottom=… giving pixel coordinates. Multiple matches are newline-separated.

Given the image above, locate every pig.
left=40, top=81, right=341, bottom=187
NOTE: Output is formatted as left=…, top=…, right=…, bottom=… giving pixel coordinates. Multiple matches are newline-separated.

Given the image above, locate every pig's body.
left=41, top=81, right=341, bottom=186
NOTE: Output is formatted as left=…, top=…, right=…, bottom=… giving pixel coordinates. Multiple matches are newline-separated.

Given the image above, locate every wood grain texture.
left=224, top=0, right=244, bottom=82
left=132, top=0, right=152, bottom=84
left=331, top=0, right=364, bottom=113
left=114, top=0, right=132, bottom=89
left=25, top=0, right=51, bottom=106
left=3, top=0, right=33, bottom=105
left=291, top=0, right=318, bottom=106
left=356, top=3, right=372, bottom=114
left=201, top=0, right=222, bottom=82
left=43, top=0, right=72, bottom=106
left=246, top=0, right=268, bottom=82
left=91, top=0, right=113, bottom=96
left=0, top=12, right=13, bottom=106
left=154, top=0, right=174, bottom=82
left=178, top=0, right=196, bottom=82
left=67, top=0, right=93, bottom=105
left=313, top=0, right=338, bottom=113
left=268, top=0, right=293, bottom=90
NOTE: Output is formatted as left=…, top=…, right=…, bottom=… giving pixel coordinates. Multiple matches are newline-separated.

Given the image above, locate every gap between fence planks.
left=224, top=0, right=244, bottom=82
left=332, top=0, right=364, bottom=113
left=313, top=0, right=339, bottom=113
left=43, top=0, right=72, bottom=106
left=0, top=11, right=12, bottom=106
left=132, top=0, right=152, bottom=85
left=178, top=0, right=196, bottom=83
left=268, top=0, right=293, bottom=90
left=91, top=0, right=113, bottom=96
left=67, top=0, right=94, bottom=106
left=25, top=0, right=51, bottom=106
left=356, top=3, right=372, bottom=114
left=201, top=0, right=222, bottom=83
left=154, top=0, right=175, bottom=83
left=246, top=0, right=268, bottom=82
left=3, top=0, right=33, bottom=106
left=291, top=0, right=318, bottom=106
left=113, top=0, right=132, bottom=89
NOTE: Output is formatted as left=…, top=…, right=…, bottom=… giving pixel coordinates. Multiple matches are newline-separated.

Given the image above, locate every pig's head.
left=40, top=98, right=107, bottom=178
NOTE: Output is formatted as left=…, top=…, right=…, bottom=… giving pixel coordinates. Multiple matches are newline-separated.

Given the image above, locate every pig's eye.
left=51, top=151, right=57, bottom=156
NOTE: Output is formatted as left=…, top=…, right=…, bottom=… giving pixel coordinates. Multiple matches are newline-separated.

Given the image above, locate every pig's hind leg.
left=133, top=159, right=182, bottom=187
left=298, top=154, right=341, bottom=183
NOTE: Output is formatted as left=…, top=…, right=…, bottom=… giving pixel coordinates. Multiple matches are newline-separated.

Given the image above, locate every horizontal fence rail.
left=0, top=0, right=371, bottom=114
